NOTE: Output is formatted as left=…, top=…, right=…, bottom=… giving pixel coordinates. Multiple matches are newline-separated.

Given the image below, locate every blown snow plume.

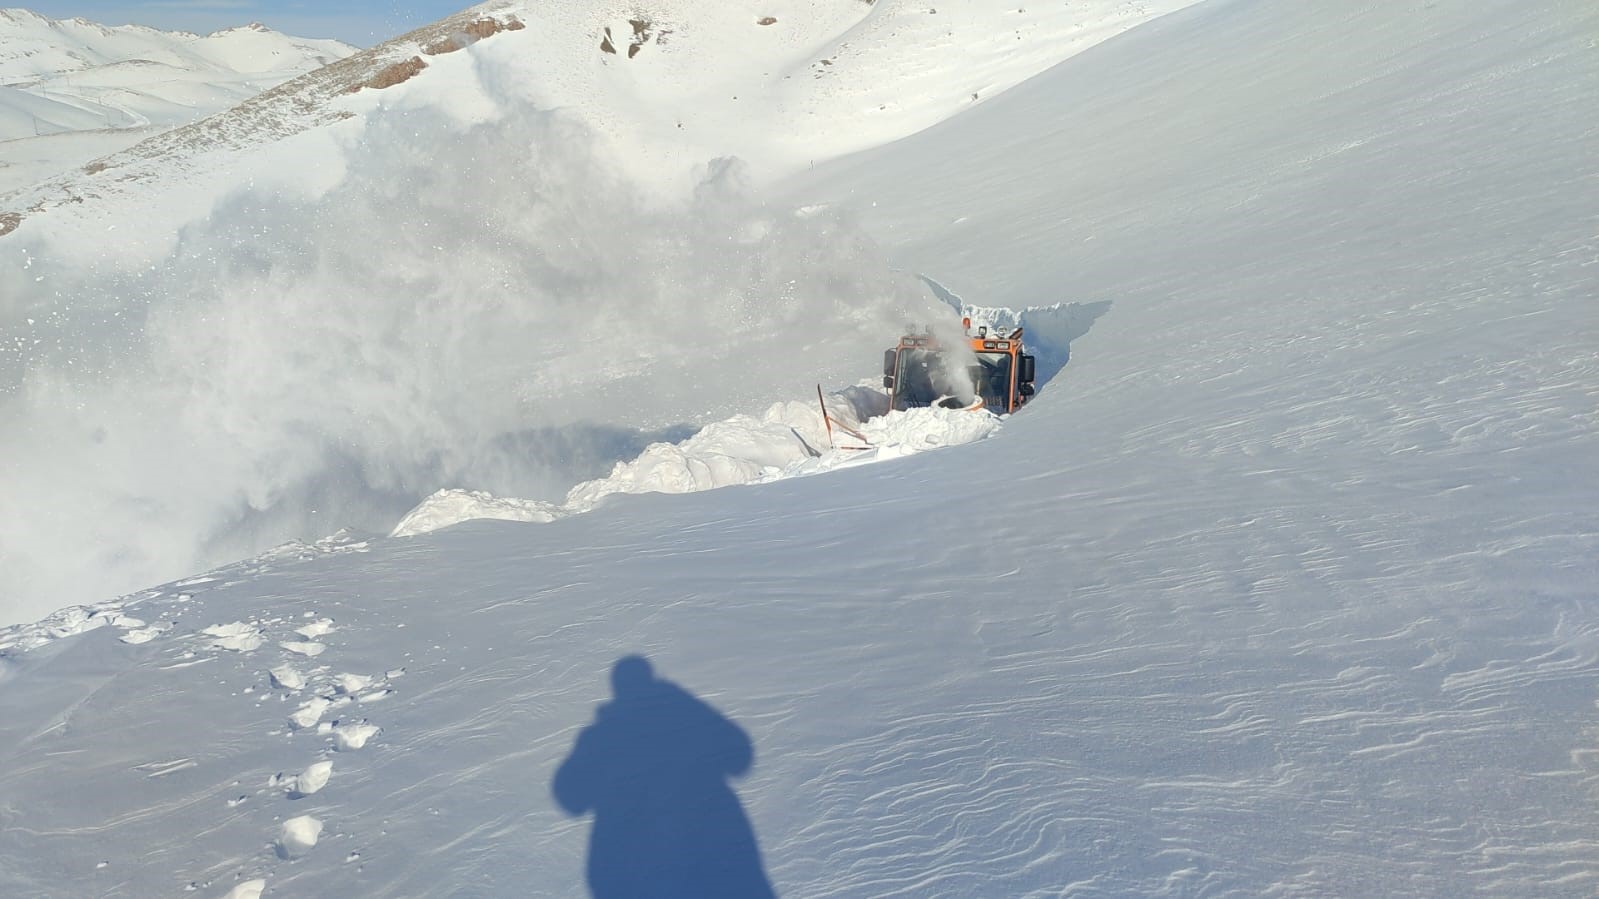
left=0, top=81, right=937, bottom=626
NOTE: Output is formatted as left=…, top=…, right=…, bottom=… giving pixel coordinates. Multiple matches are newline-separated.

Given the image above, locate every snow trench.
left=391, top=384, right=1004, bottom=537
left=389, top=289, right=1102, bottom=538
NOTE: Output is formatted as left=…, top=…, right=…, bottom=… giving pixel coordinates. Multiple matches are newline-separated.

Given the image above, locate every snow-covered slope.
left=3, top=0, right=1598, bottom=895
left=0, top=10, right=352, bottom=84
left=0, top=9, right=354, bottom=194
left=0, top=0, right=1197, bottom=627
left=0, top=0, right=1198, bottom=236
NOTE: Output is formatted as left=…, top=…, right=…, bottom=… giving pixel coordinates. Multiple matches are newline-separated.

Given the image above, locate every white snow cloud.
left=0, top=62, right=939, bottom=625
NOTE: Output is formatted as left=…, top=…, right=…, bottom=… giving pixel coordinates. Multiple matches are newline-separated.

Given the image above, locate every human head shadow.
left=552, top=656, right=776, bottom=898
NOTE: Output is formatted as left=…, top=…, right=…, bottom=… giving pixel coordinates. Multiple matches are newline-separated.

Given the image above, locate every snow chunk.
left=859, top=404, right=1003, bottom=449
left=564, top=396, right=856, bottom=510
left=0, top=601, right=141, bottom=652
left=289, top=760, right=333, bottom=796
left=203, top=622, right=265, bottom=652
left=388, top=387, right=997, bottom=537
left=563, top=425, right=775, bottom=508
left=334, top=722, right=380, bottom=751
left=220, top=880, right=266, bottom=899
left=276, top=815, right=322, bottom=858
left=391, top=489, right=562, bottom=537
left=288, top=698, right=331, bottom=730
left=295, top=618, right=335, bottom=638
left=50, top=607, right=112, bottom=639
left=269, top=664, right=306, bottom=690
left=333, top=673, right=373, bottom=694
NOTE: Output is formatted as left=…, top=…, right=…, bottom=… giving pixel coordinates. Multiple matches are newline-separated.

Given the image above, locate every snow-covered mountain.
left=0, top=0, right=1202, bottom=627
left=0, top=9, right=356, bottom=194
left=0, top=9, right=352, bottom=84
left=2, top=0, right=1597, bottom=895
left=0, top=0, right=1209, bottom=235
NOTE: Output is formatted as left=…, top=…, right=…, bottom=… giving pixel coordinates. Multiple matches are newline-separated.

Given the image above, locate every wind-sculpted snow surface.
left=2, top=0, right=1598, bottom=896
left=0, top=88, right=936, bottom=626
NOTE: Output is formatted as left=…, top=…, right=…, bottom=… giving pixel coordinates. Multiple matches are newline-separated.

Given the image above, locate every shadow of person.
left=553, top=656, right=776, bottom=898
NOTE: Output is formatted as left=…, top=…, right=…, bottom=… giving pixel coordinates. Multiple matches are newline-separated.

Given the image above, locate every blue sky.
left=23, top=1, right=474, bottom=46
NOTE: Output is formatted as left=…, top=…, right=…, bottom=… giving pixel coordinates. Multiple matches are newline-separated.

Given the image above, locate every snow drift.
left=391, top=392, right=1001, bottom=537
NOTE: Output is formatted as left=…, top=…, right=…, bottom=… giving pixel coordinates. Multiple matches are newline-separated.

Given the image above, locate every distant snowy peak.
left=0, top=0, right=1200, bottom=238
left=0, top=8, right=354, bottom=81
left=184, top=24, right=355, bottom=75
left=0, top=7, right=364, bottom=207
left=0, top=2, right=529, bottom=229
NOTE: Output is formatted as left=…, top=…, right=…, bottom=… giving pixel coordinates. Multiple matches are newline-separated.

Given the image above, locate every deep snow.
left=0, top=0, right=1193, bottom=628
left=2, top=0, right=1598, bottom=896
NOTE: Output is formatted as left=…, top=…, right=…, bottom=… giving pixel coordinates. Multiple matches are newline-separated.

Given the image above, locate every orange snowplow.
left=882, top=317, right=1036, bottom=414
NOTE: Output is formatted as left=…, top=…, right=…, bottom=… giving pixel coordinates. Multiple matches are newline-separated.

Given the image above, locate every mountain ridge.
left=0, top=7, right=359, bottom=200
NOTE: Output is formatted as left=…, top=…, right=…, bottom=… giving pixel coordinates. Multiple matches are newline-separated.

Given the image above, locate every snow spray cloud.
left=927, top=317, right=980, bottom=405
left=0, top=93, right=938, bottom=625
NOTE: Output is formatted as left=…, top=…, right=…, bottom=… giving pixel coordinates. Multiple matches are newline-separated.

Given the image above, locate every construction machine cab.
left=881, top=318, right=1036, bottom=414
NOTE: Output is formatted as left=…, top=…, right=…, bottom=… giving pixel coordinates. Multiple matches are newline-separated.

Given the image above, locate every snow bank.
left=395, top=386, right=1002, bottom=537
left=390, top=490, right=562, bottom=537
